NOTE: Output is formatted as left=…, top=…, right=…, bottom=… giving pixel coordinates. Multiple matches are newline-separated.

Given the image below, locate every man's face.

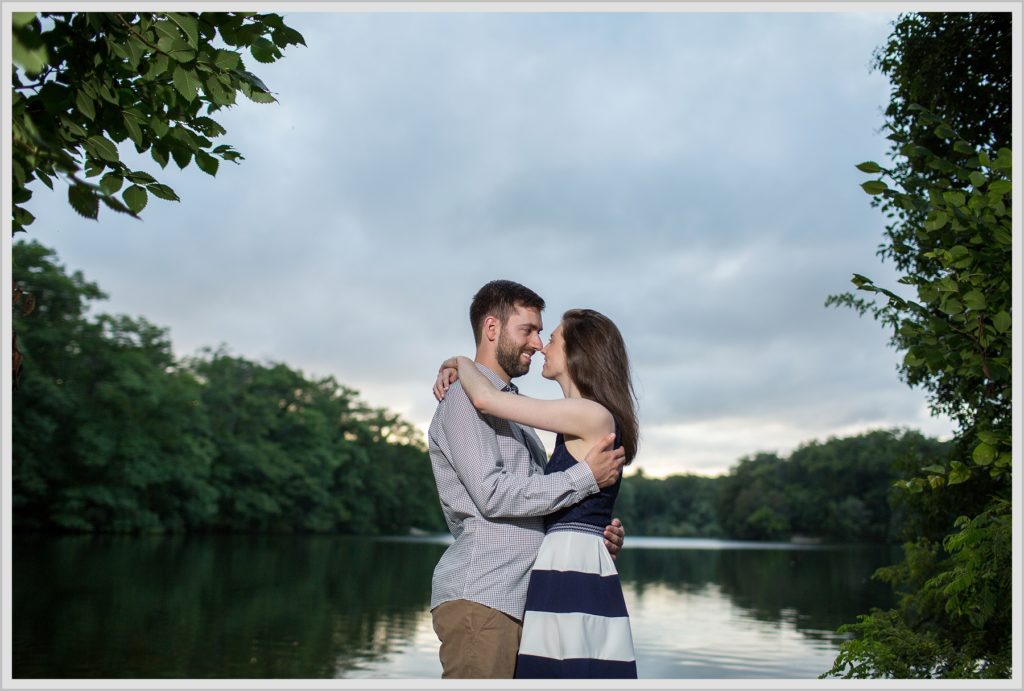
left=495, top=305, right=544, bottom=379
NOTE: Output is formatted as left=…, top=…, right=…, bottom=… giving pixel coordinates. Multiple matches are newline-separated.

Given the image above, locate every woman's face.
left=540, top=323, right=567, bottom=380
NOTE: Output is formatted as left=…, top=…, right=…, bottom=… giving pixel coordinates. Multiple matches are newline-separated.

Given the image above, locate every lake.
left=11, top=533, right=899, bottom=679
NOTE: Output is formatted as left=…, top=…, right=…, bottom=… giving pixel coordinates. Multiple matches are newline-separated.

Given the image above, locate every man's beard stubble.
left=496, top=331, right=532, bottom=379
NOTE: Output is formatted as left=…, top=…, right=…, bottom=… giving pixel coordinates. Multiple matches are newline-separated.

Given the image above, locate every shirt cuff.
left=566, top=461, right=600, bottom=496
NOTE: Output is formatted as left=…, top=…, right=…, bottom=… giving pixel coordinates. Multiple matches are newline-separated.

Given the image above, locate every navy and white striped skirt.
left=515, top=524, right=637, bottom=678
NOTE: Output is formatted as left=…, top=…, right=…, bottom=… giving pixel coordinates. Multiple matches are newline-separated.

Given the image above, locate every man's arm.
left=439, top=385, right=603, bottom=519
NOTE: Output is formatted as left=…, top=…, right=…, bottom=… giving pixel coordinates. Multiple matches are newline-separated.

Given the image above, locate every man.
left=428, top=279, right=627, bottom=678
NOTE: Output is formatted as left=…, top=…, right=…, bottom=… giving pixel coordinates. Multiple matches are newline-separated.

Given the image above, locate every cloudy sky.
left=16, top=8, right=959, bottom=477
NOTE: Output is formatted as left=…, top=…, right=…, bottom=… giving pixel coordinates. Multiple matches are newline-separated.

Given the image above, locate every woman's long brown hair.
left=561, top=308, right=639, bottom=464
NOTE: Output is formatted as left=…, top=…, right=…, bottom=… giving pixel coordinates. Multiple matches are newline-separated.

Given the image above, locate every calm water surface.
left=12, top=534, right=899, bottom=679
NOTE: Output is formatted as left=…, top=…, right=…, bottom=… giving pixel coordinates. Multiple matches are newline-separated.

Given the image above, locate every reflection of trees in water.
left=13, top=535, right=445, bottom=678
left=617, top=546, right=900, bottom=641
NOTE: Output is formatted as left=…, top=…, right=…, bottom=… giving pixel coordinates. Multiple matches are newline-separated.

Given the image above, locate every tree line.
left=13, top=239, right=955, bottom=545
left=616, top=429, right=952, bottom=543
left=12, top=240, right=446, bottom=535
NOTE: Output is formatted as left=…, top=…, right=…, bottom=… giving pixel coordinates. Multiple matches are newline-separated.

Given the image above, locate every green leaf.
left=855, top=161, right=883, bottom=174
left=147, top=183, right=180, bottom=201
left=939, top=298, right=963, bottom=316
left=123, top=184, right=149, bottom=213
left=923, top=211, right=948, bottom=231
left=171, top=145, right=192, bottom=169
left=976, top=431, right=1002, bottom=446
left=126, top=38, right=148, bottom=70
left=99, top=172, right=123, bottom=195
left=992, top=311, right=1011, bottom=334
left=203, top=75, right=232, bottom=106
left=249, top=37, right=278, bottom=64
left=123, top=114, right=144, bottom=147
left=860, top=180, right=888, bottom=195
left=243, top=89, right=276, bottom=104
left=85, top=135, right=120, bottom=163
left=195, top=150, right=220, bottom=177
left=97, top=82, right=118, bottom=105
left=167, top=12, right=199, bottom=48
left=988, top=179, right=1011, bottom=196
left=68, top=184, right=99, bottom=219
left=972, top=442, right=997, bottom=466
left=191, top=116, right=227, bottom=137
left=12, top=34, right=49, bottom=75
left=933, top=123, right=955, bottom=140
left=166, top=38, right=196, bottom=63
left=12, top=12, right=36, bottom=28
left=942, top=190, right=966, bottom=207
left=992, top=148, right=1012, bottom=171
left=968, top=171, right=987, bottom=188
left=151, top=116, right=170, bottom=138
left=151, top=143, right=170, bottom=168
left=962, top=290, right=986, bottom=311
left=214, top=49, right=241, bottom=70
left=952, top=140, right=975, bottom=155
left=126, top=170, right=158, bottom=185
left=154, top=20, right=179, bottom=42
left=922, top=464, right=946, bottom=475
left=100, top=194, right=136, bottom=216
left=947, top=462, right=971, bottom=486
left=76, top=91, right=96, bottom=121
left=145, top=54, right=170, bottom=80
left=109, top=39, right=130, bottom=62
left=12, top=187, right=32, bottom=204
left=13, top=206, right=36, bottom=230
left=172, top=66, right=201, bottom=102
left=61, top=117, right=87, bottom=138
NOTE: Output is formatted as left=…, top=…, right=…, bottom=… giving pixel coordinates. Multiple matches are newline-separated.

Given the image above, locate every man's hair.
left=469, top=280, right=545, bottom=345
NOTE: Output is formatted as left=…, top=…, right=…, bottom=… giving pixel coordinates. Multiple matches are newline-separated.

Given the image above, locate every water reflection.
left=13, top=534, right=897, bottom=678
left=617, top=542, right=898, bottom=639
left=13, top=534, right=446, bottom=678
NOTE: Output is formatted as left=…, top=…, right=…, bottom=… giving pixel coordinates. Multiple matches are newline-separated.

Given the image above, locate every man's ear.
left=483, top=315, right=500, bottom=343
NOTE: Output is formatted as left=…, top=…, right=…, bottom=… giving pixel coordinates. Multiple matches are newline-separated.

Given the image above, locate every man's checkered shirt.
left=428, top=362, right=599, bottom=620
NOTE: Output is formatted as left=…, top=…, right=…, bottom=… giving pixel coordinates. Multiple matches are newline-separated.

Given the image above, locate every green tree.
left=12, top=241, right=446, bottom=536
left=12, top=241, right=218, bottom=532
left=866, top=12, right=1010, bottom=284
left=824, top=12, right=1011, bottom=679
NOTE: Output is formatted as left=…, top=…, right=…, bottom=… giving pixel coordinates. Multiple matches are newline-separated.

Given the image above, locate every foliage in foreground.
left=11, top=11, right=304, bottom=230
left=822, top=12, right=1011, bottom=679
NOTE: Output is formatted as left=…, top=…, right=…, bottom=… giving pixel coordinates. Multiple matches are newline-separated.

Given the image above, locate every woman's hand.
left=433, top=357, right=464, bottom=401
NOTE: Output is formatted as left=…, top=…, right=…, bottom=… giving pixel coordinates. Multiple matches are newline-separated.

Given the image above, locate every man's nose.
left=530, top=334, right=544, bottom=351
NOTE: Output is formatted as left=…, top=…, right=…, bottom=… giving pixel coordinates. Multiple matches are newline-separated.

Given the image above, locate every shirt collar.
left=474, top=362, right=519, bottom=394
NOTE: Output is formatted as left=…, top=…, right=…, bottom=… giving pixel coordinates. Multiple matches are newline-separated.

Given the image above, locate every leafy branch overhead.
left=11, top=12, right=305, bottom=231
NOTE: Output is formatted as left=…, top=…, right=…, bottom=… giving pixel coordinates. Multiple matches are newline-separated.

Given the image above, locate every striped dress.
left=514, top=433, right=637, bottom=679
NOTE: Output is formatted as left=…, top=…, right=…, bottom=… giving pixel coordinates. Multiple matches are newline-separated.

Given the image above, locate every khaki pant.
left=431, top=599, right=523, bottom=678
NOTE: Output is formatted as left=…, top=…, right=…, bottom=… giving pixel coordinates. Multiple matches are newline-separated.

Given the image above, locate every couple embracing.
left=427, top=279, right=639, bottom=679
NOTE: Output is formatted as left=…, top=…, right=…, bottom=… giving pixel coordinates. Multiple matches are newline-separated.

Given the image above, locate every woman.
left=434, top=308, right=639, bottom=679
